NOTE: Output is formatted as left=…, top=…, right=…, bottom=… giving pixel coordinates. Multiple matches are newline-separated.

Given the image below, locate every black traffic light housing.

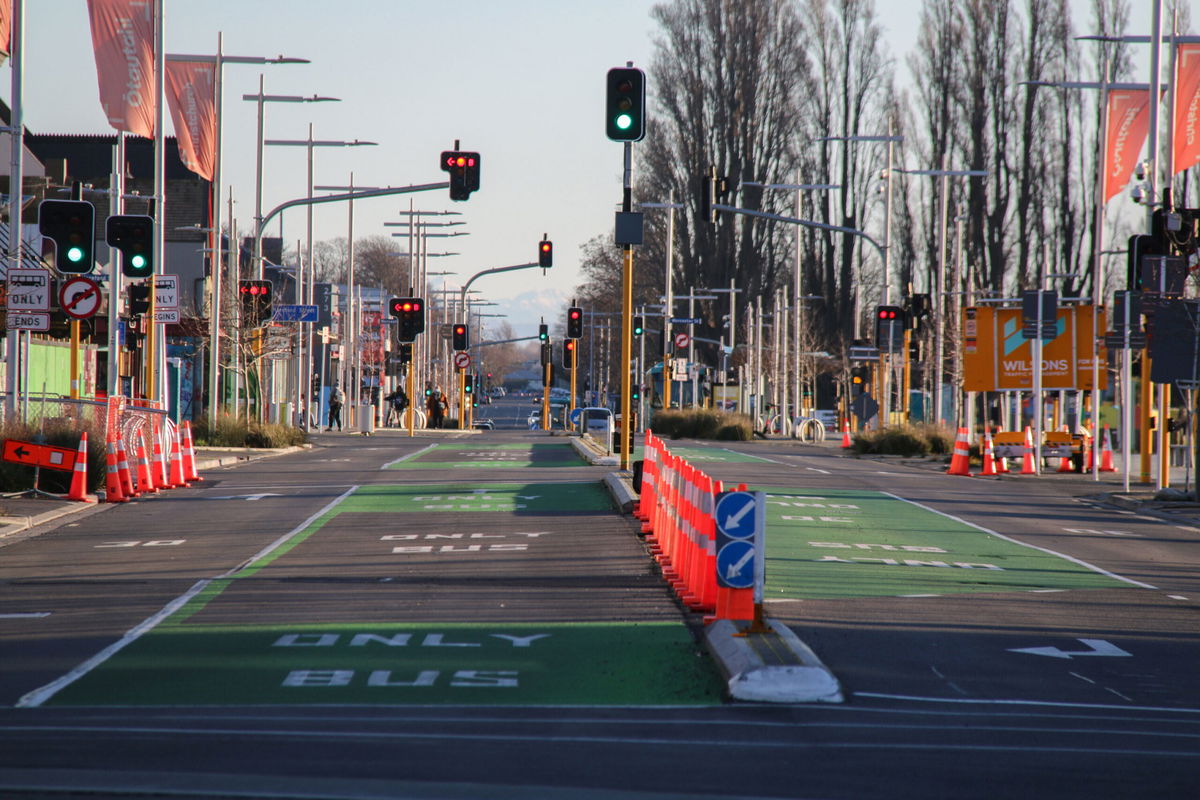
left=874, top=305, right=906, bottom=351
left=567, top=306, right=583, bottom=339
left=390, top=297, right=425, bottom=342
left=39, top=199, right=95, bottom=274
left=540, top=340, right=552, bottom=367
left=398, top=342, right=413, bottom=365
left=632, top=315, right=644, bottom=336
left=562, top=338, right=576, bottom=369
left=128, top=283, right=150, bottom=316
left=239, top=279, right=273, bottom=325
left=605, top=66, right=646, bottom=142
left=538, top=239, right=553, bottom=268
left=106, top=214, right=154, bottom=278
left=440, top=150, right=480, bottom=201
left=452, top=322, right=469, bottom=351
left=538, top=323, right=549, bottom=342
left=850, top=365, right=868, bottom=393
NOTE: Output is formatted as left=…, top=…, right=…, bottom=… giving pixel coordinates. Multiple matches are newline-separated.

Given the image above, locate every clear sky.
left=4, top=0, right=1162, bottom=337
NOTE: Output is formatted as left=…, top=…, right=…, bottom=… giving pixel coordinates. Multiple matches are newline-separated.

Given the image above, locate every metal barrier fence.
left=4, top=394, right=172, bottom=458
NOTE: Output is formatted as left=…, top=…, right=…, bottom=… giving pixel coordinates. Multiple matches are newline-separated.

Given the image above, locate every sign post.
left=714, top=490, right=768, bottom=633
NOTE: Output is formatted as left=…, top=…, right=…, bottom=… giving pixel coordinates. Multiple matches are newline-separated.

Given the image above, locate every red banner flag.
left=86, top=0, right=155, bottom=139
left=165, top=60, right=216, bottom=181
left=1104, top=89, right=1155, bottom=204
left=0, top=1, right=11, bottom=61
left=1174, top=44, right=1200, bottom=176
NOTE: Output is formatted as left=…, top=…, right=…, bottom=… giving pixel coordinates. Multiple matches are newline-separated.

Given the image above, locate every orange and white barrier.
left=946, top=427, right=972, bottom=476
left=103, top=435, right=127, bottom=503
left=1099, top=424, right=1116, bottom=472
left=637, top=432, right=749, bottom=623
left=66, top=432, right=95, bottom=503
left=979, top=430, right=998, bottom=477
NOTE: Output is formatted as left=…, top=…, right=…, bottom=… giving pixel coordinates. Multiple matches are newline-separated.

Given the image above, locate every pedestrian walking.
left=327, top=382, right=345, bottom=431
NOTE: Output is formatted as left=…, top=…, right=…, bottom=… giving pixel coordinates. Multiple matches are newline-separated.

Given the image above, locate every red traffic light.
left=569, top=309, right=581, bottom=320
left=878, top=309, right=896, bottom=319
left=453, top=324, right=466, bottom=335
left=565, top=339, right=576, bottom=351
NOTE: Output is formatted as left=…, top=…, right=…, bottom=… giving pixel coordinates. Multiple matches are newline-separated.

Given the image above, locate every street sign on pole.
left=154, top=274, right=179, bottom=309
left=272, top=304, right=320, bottom=323
left=58, top=277, right=102, bottom=320
left=6, top=269, right=51, bottom=312
left=714, top=491, right=765, bottom=598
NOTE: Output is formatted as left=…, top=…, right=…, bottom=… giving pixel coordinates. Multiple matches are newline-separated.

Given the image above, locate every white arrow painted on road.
left=726, top=547, right=755, bottom=580
left=1007, top=638, right=1132, bottom=659
left=723, top=498, right=755, bottom=530
left=211, top=493, right=284, bottom=501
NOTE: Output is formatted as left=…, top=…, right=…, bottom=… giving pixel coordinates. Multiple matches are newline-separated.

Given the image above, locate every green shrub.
left=650, top=409, right=753, bottom=441
left=851, top=423, right=955, bottom=457
left=192, top=413, right=306, bottom=448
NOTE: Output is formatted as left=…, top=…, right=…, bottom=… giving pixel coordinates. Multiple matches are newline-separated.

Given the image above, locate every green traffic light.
left=130, top=254, right=146, bottom=269
left=67, top=246, right=84, bottom=263
left=615, top=113, right=633, bottom=130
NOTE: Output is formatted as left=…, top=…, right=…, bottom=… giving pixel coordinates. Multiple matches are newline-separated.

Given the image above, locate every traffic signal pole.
left=619, top=142, right=635, bottom=471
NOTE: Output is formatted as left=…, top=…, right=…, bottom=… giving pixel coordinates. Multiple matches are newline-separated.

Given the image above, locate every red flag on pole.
left=1174, top=44, right=1200, bottom=176
left=165, top=60, right=216, bottom=181
left=0, top=1, right=11, bottom=61
left=86, top=0, right=155, bottom=139
left=1104, top=89, right=1155, bottom=204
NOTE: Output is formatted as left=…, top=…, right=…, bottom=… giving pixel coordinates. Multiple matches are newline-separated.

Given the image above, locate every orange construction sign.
left=963, top=305, right=1107, bottom=392
left=2, top=439, right=79, bottom=472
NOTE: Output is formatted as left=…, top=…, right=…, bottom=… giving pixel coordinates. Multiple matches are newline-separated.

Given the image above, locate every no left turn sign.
left=59, top=277, right=102, bottom=320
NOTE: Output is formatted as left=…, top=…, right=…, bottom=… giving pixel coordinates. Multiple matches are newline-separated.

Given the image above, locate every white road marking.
left=0, top=612, right=51, bottom=619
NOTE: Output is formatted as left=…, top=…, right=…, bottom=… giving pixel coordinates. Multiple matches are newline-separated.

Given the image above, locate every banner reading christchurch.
left=165, top=60, right=216, bottom=181
left=86, top=0, right=155, bottom=139
left=1104, top=89, right=1154, bottom=204
left=1175, top=44, right=1200, bottom=176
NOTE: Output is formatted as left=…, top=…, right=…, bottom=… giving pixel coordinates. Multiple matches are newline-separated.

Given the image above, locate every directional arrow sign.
left=716, top=539, right=755, bottom=589
left=715, top=491, right=757, bottom=539
left=1007, top=638, right=1132, bottom=659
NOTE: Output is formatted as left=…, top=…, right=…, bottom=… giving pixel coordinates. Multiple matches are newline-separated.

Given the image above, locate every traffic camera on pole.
left=567, top=306, right=583, bottom=339
left=106, top=214, right=154, bottom=278
left=440, top=149, right=480, bottom=201
left=605, top=66, right=645, bottom=142
left=452, top=322, right=469, bottom=351
left=874, top=305, right=906, bottom=351
left=239, top=279, right=273, bottom=325
left=39, top=199, right=95, bottom=274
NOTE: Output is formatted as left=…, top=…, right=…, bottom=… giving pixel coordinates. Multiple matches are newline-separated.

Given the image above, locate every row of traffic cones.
left=946, top=423, right=1117, bottom=477
left=83, top=420, right=202, bottom=504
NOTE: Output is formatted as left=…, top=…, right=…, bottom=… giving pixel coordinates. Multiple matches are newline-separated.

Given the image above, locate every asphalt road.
left=0, top=417, right=1196, bottom=799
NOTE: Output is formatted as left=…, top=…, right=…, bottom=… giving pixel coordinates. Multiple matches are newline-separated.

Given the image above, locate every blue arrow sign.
left=273, top=304, right=319, bottom=323
left=715, top=491, right=757, bottom=539
left=716, top=540, right=755, bottom=589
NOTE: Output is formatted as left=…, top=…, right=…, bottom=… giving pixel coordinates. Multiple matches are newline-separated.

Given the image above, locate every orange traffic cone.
left=979, top=430, right=998, bottom=476
left=135, top=431, right=158, bottom=494
left=116, top=436, right=138, bottom=497
left=181, top=420, right=201, bottom=482
left=66, top=432, right=95, bottom=503
left=1020, top=426, right=1037, bottom=475
left=168, top=426, right=189, bottom=488
left=151, top=422, right=169, bottom=490
left=1099, top=424, right=1116, bottom=472
left=103, top=436, right=127, bottom=503
left=947, top=427, right=973, bottom=476
left=841, top=420, right=852, bottom=448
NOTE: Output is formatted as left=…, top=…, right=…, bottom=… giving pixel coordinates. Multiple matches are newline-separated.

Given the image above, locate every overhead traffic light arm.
left=711, top=202, right=886, bottom=266
left=458, top=260, right=543, bottom=317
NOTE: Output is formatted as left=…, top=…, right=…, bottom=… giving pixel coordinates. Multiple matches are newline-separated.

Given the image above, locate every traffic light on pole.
left=605, top=66, right=645, bottom=142
left=874, top=305, right=905, bottom=351
left=39, top=199, right=95, bottom=274
left=440, top=150, right=480, bottom=201
left=128, top=283, right=150, bottom=316
left=452, top=322, right=469, bottom=351
left=538, top=239, right=553, bottom=268
left=540, top=340, right=551, bottom=367
left=566, top=306, right=583, bottom=339
left=538, top=323, right=549, bottom=342
left=632, top=315, right=644, bottom=336
left=390, top=296, right=425, bottom=342
left=239, top=279, right=272, bottom=325
left=105, top=214, right=154, bottom=278
left=562, top=338, right=576, bottom=370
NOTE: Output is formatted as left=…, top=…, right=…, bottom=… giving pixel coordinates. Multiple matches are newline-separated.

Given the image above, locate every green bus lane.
left=45, top=622, right=723, bottom=707
left=759, top=487, right=1132, bottom=600
left=38, top=479, right=726, bottom=708
left=386, top=442, right=588, bottom=470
